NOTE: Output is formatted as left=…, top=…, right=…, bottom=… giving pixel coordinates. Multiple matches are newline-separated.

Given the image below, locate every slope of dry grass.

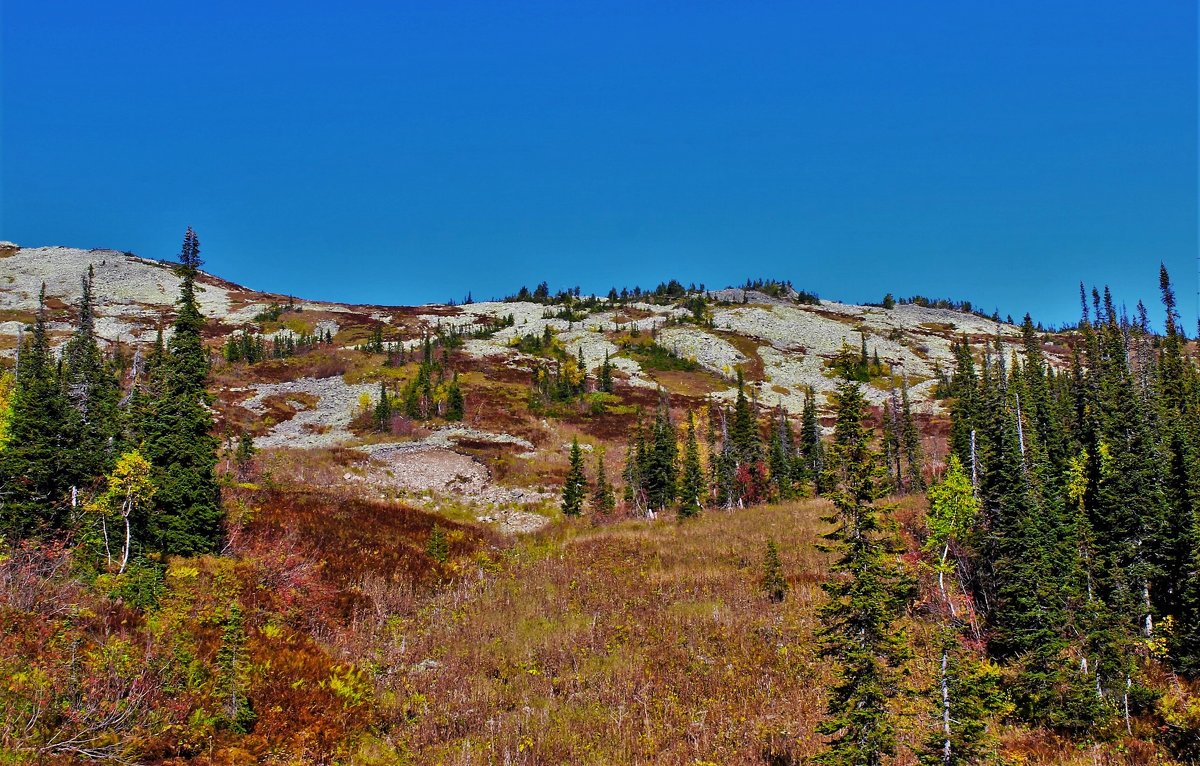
left=386, top=502, right=834, bottom=765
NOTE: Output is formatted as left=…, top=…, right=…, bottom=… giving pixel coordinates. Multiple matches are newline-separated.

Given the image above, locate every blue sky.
left=2, top=1, right=1195, bottom=326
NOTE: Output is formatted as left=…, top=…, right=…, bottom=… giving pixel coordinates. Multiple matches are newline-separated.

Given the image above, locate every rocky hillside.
left=0, top=243, right=1024, bottom=416
left=0, top=242, right=1039, bottom=531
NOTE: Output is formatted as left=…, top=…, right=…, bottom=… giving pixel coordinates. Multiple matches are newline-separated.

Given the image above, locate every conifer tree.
left=761, top=537, right=787, bottom=602
left=591, top=449, right=616, bottom=516
left=622, top=412, right=647, bottom=513
left=445, top=374, right=465, bottom=421
left=768, top=406, right=794, bottom=499
left=816, top=379, right=913, bottom=766
left=234, top=433, right=256, bottom=480
left=599, top=350, right=614, bottom=393
left=0, top=285, right=72, bottom=537
left=62, top=268, right=121, bottom=493
left=426, top=523, right=449, bottom=563
left=561, top=437, right=586, bottom=516
left=900, top=376, right=924, bottom=490
left=798, top=387, right=825, bottom=493
left=133, top=228, right=222, bottom=556
left=216, top=602, right=256, bottom=733
left=731, top=370, right=762, bottom=465
left=678, top=411, right=705, bottom=517
left=374, top=381, right=393, bottom=431
left=714, top=406, right=738, bottom=508
left=644, top=398, right=679, bottom=512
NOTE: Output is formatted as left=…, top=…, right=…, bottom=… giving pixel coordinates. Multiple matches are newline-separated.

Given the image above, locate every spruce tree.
left=816, top=379, right=912, bottom=766
left=900, top=376, right=924, bottom=490
left=62, top=268, right=121, bottom=493
left=761, top=537, right=787, bottom=602
left=731, top=370, right=762, bottom=465
left=234, top=432, right=256, bottom=480
left=599, top=351, right=614, bottom=393
left=768, top=406, right=794, bottom=499
left=133, top=228, right=222, bottom=556
left=445, top=373, right=465, bottom=421
left=561, top=437, right=586, bottom=516
left=374, top=381, right=393, bottom=431
left=216, top=602, right=256, bottom=733
left=678, top=411, right=705, bottom=517
left=426, top=523, right=449, bottom=563
left=799, top=387, right=825, bottom=493
left=591, top=449, right=616, bottom=516
left=0, top=285, right=72, bottom=537
left=644, top=398, right=679, bottom=512
left=622, top=412, right=646, bottom=513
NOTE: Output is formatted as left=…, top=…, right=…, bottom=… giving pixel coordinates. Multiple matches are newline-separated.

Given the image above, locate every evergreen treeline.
left=224, top=328, right=332, bottom=363
left=565, top=367, right=913, bottom=519
left=931, top=264, right=1200, bottom=739
left=0, top=228, right=223, bottom=558
left=504, top=276, right=820, bottom=309
left=371, top=333, right=465, bottom=429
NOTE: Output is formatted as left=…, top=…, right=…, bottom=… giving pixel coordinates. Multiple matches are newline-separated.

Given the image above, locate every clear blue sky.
left=2, top=1, right=1196, bottom=326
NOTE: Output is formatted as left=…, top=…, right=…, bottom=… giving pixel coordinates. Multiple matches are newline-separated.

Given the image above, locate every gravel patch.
left=241, top=376, right=375, bottom=448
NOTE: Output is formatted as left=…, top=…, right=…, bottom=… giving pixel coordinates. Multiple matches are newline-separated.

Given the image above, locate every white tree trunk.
left=119, top=491, right=133, bottom=575
left=941, top=650, right=952, bottom=765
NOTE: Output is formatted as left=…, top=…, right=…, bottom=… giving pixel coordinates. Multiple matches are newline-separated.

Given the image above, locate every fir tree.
left=598, top=350, right=614, bottom=393
left=0, top=285, right=72, bottom=537
left=234, top=432, right=256, bottom=480
left=644, top=398, right=679, bottom=512
left=133, top=228, right=222, bottom=556
left=445, top=374, right=465, bottom=421
left=62, top=268, right=121, bottom=493
left=798, top=386, right=825, bottom=493
left=731, top=370, right=762, bottom=465
left=561, top=437, right=586, bottom=516
left=216, top=602, right=256, bottom=733
left=426, top=523, right=449, bottom=563
left=622, top=412, right=647, bottom=513
left=768, top=406, right=794, bottom=499
left=591, top=449, right=616, bottom=516
left=678, top=411, right=705, bottom=517
left=900, top=376, right=924, bottom=490
left=761, top=537, right=787, bottom=602
left=374, top=381, right=393, bottom=432
left=816, top=379, right=913, bottom=766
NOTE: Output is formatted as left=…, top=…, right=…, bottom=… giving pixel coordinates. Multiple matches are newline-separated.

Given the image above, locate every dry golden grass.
left=384, top=501, right=836, bottom=765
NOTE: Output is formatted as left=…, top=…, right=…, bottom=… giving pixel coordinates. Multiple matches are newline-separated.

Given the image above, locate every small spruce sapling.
left=426, top=523, right=449, bottom=563
left=761, top=538, right=787, bottom=602
left=561, top=437, right=586, bottom=516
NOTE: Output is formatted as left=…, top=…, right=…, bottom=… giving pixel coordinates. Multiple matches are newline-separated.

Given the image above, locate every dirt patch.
left=647, top=368, right=729, bottom=398
left=712, top=331, right=766, bottom=381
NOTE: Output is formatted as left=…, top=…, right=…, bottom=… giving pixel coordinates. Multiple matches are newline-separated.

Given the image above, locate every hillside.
left=4, top=241, right=1192, bottom=766
left=0, top=242, right=1033, bottom=528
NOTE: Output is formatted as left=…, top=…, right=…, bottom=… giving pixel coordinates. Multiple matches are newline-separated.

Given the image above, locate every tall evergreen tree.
left=561, top=437, right=586, bottom=517
left=816, top=379, right=913, bottom=766
left=374, top=381, right=393, bottom=431
left=62, top=268, right=121, bottom=493
left=798, top=386, right=826, bottom=493
left=591, top=448, right=616, bottom=516
left=133, top=228, right=222, bottom=556
left=678, top=411, right=705, bottom=517
left=644, top=398, right=679, bottom=512
left=768, top=406, right=794, bottom=499
left=445, top=373, right=465, bottom=421
left=622, top=411, right=647, bottom=513
left=0, top=285, right=72, bottom=537
left=731, top=370, right=762, bottom=465
left=900, top=376, right=924, bottom=490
